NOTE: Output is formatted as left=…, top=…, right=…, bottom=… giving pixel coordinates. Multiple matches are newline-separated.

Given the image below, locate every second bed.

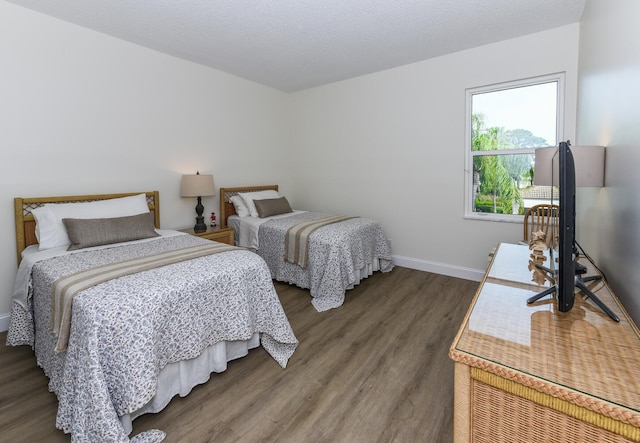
left=220, top=185, right=393, bottom=312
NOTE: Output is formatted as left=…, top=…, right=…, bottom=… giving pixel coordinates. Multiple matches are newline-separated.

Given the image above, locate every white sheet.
left=228, top=210, right=305, bottom=250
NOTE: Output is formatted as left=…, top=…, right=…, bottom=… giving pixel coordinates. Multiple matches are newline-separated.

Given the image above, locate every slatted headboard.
left=219, top=185, right=278, bottom=228
left=14, top=191, right=160, bottom=264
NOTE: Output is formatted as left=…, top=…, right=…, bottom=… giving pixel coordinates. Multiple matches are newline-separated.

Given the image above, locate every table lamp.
left=180, top=172, right=214, bottom=232
left=534, top=145, right=605, bottom=187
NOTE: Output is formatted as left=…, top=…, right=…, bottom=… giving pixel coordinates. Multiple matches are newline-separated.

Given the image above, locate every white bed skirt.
left=347, top=258, right=381, bottom=290
left=120, top=333, right=261, bottom=434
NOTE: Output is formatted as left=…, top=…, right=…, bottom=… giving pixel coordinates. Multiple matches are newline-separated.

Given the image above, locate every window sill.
left=464, top=212, right=524, bottom=223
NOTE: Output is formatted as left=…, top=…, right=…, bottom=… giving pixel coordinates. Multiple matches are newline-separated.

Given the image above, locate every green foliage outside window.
left=471, top=115, right=548, bottom=215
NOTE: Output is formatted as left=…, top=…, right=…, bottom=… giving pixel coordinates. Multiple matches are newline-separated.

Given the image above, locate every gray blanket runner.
left=284, top=215, right=356, bottom=268
left=51, top=242, right=238, bottom=352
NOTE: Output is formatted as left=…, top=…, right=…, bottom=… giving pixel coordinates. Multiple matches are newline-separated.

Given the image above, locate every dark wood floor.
left=0, top=267, right=478, bottom=443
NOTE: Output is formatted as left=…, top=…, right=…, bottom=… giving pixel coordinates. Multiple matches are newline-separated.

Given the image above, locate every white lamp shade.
left=180, top=174, right=214, bottom=197
left=534, top=145, right=605, bottom=187
left=533, top=146, right=558, bottom=186
left=574, top=146, right=606, bottom=187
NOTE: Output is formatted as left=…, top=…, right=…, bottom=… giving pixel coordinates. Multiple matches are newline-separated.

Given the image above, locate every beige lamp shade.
left=180, top=173, right=214, bottom=197
left=534, top=145, right=605, bottom=187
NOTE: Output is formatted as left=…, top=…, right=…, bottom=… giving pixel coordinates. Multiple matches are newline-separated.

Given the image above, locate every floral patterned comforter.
left=7, top=234, right=298, bottom=442
left=257, top=212, right=393, bottom=311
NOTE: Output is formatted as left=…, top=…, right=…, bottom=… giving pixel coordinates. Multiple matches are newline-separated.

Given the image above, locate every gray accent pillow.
left=63, top=212, right=159, bottom=250
left=254, top=196, right=293, bottom=218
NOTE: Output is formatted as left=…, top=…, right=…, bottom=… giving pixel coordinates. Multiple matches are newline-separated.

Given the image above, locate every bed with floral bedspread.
left=256, top=211, right=393, bottom=311
left=8, top=233, right=298, bottom=443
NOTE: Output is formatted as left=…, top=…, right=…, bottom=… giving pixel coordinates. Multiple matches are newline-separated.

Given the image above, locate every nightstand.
left=178, top=226, right=235, bottom=246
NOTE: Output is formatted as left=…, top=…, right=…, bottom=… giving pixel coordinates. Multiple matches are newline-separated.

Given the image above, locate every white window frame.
left=464, top=73, right=565, bottom=222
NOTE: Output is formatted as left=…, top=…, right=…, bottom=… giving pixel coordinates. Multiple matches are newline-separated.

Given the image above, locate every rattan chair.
left=523, top=203, right=559, bottom=248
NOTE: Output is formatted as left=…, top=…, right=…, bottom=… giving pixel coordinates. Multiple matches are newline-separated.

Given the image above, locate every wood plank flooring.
left=0, top=267, right=478, bottom=443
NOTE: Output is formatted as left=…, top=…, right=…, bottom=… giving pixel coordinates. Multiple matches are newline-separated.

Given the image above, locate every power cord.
left=575, top=239, right=608, bottom=283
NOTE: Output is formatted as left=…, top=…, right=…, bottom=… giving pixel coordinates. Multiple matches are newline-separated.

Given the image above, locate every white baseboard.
left=0, top=313, right=10, bottom=333
left=392, top=254, right=485, bottom=282
left=0, top=256, right=484, bottom=333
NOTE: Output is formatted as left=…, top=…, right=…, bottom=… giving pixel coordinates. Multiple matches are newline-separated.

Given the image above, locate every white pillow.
left=230, top=195, right=250, bottom=217
left=239, top=190, right=281, bottom=217
left=33, top=193, right=150, bottom=250
left=32, top=205, right=58, bottom=246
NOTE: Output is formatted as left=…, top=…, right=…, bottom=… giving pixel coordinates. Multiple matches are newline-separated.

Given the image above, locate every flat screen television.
left=528, top=141, right=619, bottom=321
left=557, top=141, right=576, bottom=312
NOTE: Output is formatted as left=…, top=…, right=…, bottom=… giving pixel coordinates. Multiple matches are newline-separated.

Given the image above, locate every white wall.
left=289, top=25, right=580, bottom=278
left=576, top=0, right=640, bottom=323
left=0, top=2, right=585, bottom=330
left=0, top=1, right=290, bottom=328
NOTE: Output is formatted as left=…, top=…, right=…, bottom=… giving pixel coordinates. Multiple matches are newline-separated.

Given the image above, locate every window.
left=464, top=73, right=564, bottom=221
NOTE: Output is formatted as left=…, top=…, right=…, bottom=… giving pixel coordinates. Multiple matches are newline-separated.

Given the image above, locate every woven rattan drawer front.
left=470, top=380, right=636, bottom=443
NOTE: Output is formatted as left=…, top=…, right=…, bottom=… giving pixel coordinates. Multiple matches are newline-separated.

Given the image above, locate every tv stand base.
left=526, top=264, right=619, bottom=322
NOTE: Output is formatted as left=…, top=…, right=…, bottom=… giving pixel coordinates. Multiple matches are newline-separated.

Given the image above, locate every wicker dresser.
left=450, top=243, right=640, bottom=443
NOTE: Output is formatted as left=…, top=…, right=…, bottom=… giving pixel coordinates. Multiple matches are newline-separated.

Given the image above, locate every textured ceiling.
left=7, top=0, right=586, bottom=92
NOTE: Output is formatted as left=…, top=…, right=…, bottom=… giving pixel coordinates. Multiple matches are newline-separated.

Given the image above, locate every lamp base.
left=194, top=196, right=207, bottom=233
left=194, top=219, right=207, bottom=233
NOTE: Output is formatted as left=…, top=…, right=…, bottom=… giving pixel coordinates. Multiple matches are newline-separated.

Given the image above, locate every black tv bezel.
left=557, top=141, right=576, bottom=312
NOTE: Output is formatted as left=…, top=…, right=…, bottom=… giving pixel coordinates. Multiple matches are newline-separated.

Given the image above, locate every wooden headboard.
left=219, top=185, right=278, bottom=228
left=14, top=191, right=160, bottom=264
